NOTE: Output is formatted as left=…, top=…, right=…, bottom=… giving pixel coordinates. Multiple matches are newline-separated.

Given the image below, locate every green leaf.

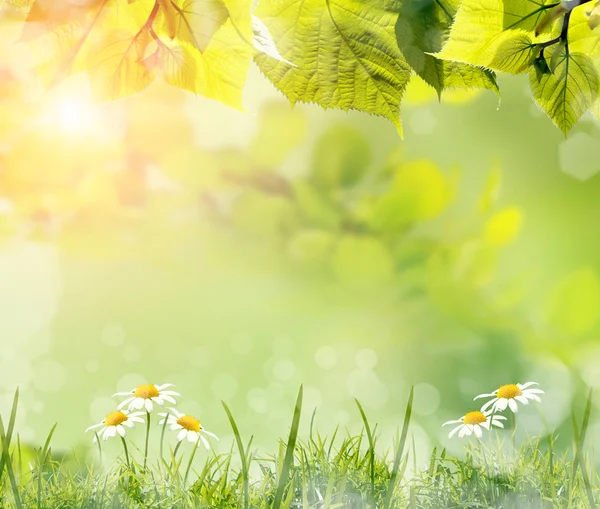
left=254, top=0, right=411, bottom=133
left=331, top=235, right=394, bottom=285
left=590, top=1, right=600, bottom=30
left=162, top=0, right=254, bottom=109
left=529, top=51, right=599, bottom=135
left=364, top=160, right=454, bottom=233
left=483, top=206, right=522, bottom=247
left=293, top=181, right=342, bottom=231
left=250, top=101, right=307, bottom=168
left=435, top=0, right=557, bottom=73
left=395, top=0, right=498, bottom=96
left=87, top=28, right=157, bottom=101
left=544, top=268, right=600, bottom=335
left=311, top=125, right=370, bottom=191
left=478, top=164, right=502, bottom=214
left=146, top=38, right=198, bottom=94
left=252, top=15, right=294, bottom=65
left=165, top=0, right=230, bottom=52
left=24, top=0, right=253, bottom=107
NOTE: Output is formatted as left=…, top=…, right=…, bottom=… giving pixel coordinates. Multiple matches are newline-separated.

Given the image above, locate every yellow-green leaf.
left=483, top=207, right=522, bottom=247
left=435, top=0, right=557, bottom=73
left=395, top=0, right=498, bottom=96
left=529, top=51, right=599, bottom=135
left=254, top=0, right=411, bottom=133
left=544, top=268, right=600, bottom=336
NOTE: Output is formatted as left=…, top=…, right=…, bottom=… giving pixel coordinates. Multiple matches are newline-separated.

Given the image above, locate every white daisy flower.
left=112, top=383, right=180, bottom=413
left=158, top=408, right=219, bottom=450
left=443, top=410, right=506, bottom=439
left=85, top=410, right=145, bottom=442
left=474, top=382, right=544, bottom=413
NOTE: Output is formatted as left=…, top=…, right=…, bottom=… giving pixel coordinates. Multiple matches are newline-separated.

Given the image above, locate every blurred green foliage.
left=0, top=66, right=599, bottom=466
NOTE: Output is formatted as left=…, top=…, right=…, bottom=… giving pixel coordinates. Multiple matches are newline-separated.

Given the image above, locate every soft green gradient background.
left=2, top=68, right=600, bottom=467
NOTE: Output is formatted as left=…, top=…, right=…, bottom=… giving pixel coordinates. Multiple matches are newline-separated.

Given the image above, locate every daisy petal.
left=112, top=391, right=134, bottom=397
left=202, top=430, right=219, bottom=441
left=442, top=418, right=463, bottom=426
left=518, top=382, right=538, bottom=390
left=508, top=399, right=518, bottom=412
left=480, top=399, right=497, bottom=413
left=200, top=435, right=211, bottom=451
left=117, top=398, right=134, bottom=410
left=448, top=424, right=463, bottom=438
left=474, top=392, right=496, bottom=400
left=160, top=390, right=180, bottom=397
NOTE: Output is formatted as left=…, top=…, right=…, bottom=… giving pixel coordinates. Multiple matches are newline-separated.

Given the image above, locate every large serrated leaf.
left=254, top=0, right=411, bottom=134
left=530, top=51, right=599, bottom=135
left=395, top=0, right=498, bottom=96
left=435, top=0, right=557, bottom=73
left=23, top=0, right=253, bottom=107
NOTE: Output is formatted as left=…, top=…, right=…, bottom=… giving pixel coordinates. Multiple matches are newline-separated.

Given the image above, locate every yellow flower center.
left=104, top=411, right=128, bottom=427
left=134, top=384, right=159, bottom=399
left=463, top=411, right=487, bottom=425
left=177, top=415, right=201, bottom=432
left=496, top=384, right=522, bottom=399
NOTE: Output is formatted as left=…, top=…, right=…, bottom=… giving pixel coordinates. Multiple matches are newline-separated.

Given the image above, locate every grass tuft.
left=0, top=386, right=596, bottom=508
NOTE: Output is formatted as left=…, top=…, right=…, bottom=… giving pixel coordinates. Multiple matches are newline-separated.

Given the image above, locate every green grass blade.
left=384, top=385, right=413, bottom=509
left=572, top=388, right=593, bottom=480
left=41, top=423, right=57, bottom=462
left=354, top=398, right=375, bottom=502
left=159, top=410, right=169, bottom=462
left=572, top=389, right=595, bottom=509
left=309, top=407, right=317, bottom=445
left=272, top=385, right=303, bottom=509
left=0, top=414, right=23, bottom=509
left=222, top=400, right=250, bottom=509
left=0, top=388, right=19, bottom=477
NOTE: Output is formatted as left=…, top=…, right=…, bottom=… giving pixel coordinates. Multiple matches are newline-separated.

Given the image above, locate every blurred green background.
left=2, top=38, right=600, bottom=466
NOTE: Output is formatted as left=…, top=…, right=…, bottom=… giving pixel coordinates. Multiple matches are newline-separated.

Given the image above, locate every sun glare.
left=54, top=98, right=99, bottom=134
left=58, top=99, right=86, bottom=131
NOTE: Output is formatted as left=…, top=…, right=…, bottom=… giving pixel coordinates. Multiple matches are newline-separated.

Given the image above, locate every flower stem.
left=143, top=411, right=151, bottom=470
left=170, top=441, right=182, bottom=472
left=120, top=436, right=131, bottom=470
left=173, top=440, right=182, bottom=459
left=184, top=437, right=201, bottom=484
left=510, top=411, right=516, bottom=449
left=94, top=432, right=102, bottom=466
left=159, top=412, right=169, bottom=462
